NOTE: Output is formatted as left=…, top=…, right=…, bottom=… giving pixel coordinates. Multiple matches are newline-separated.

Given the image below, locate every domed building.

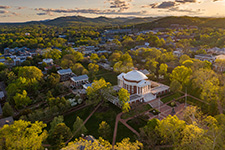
left=117, top=70, right=170, bottom=104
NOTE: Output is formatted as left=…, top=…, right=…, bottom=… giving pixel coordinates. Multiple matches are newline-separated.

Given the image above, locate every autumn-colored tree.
left=0, top=120, right=47, bottom=150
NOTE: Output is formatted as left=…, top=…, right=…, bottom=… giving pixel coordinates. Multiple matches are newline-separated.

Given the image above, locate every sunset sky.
left=0, top=0, right=225, bottom=22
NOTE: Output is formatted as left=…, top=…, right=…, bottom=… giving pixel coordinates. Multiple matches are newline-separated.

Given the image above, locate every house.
left=71, top=75, right=89, bottom=88
left=83, top=83, right=92, bottom=90
left=194, top=54, right=216, bottom=63
left=173, top=51, right=183, bottom=57
left=214, top=55, right=225, bottom=72
left=43, top=58, right=54, bottom=65
left=57, top=68, right=74, bottom=81
left=139, top=69, right=150, bottom=75
left=0, top=105, right=2, bottom=117
left=0, top=91, right=5, bottom=100
left=0, top=116, right=14, bottom=128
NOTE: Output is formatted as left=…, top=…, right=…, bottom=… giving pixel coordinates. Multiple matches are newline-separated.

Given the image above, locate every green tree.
left=18, top=66, right=43, bottom=80
left=90, top=53, right=99, bottom=63
left=43, top=48, right=62, bottom=60
left=182, top=59, right=194, bottom=68
left=73, top=116, right=87, bottom=136
left=0, top=120, right=47, bottom=150
left=50, top=123, right=72, bottom=148
left=88, top=63, right=99, bottom=74
left=13, top=90, right=31, bottom=108
left=2, top=102, right=14, bottom=117
left=156, top=115, right=186, bottom=146
left=158, top=63, right=168, bottom=76
left=170, top=66, right=192, bottom=85
left=49, top=115, right=64, bottom=135
left=98, top=121, right=111, bottom=139
left=86, top=78, right=111, bottom=106
left=118, top=88, right=131, bottom=113
left=170, top=80, right=182, bottom=93
left=179, top=54, right=191, bottom=64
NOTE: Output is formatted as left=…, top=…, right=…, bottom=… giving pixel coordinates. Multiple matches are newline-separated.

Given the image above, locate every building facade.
left=117, top=70, right=170, bottom=104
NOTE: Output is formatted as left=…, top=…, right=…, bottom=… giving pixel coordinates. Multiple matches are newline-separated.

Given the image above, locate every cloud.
left=0, top=11, right=20, bottom=17
left=156, top=1, right=177, bottom=8
left=0, top=5, right=11, bottom=9
left=17, top=6, right=27, bottom=10
left=106, top=0, right=132, bottom=11
left=35, top=7, right=145, bottom=16
left=142, top=1, right=177, bottom=9
left=0, top=10, right=9, bottom=14
left=175, top=0, right=197, bottom=3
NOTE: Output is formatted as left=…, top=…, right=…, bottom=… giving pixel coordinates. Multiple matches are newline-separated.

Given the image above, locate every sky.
left=0, top=0, right=225, bottom=22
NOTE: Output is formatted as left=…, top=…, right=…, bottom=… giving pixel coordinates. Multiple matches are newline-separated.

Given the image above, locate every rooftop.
left=0, top=91, right=4, bottom=99
left=71, top=74, right=89, bottom=82
left=0, top=116, right=14, bottom=128
left=123, top=70, right=148, bottom=82
left=57, top=68, right=72, bottom=75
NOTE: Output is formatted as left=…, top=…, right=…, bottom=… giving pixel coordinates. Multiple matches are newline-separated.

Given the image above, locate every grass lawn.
left=127, top=117, right=147, bottom=132
left=116, top=122, right=137, bottom=142
left=63, top=102, right=124, bottom=143
left=161, top=93, right=182, bottom=103
left=178, top=97, right=208, bottom=114
left=85, top=103, right=120, bottom=143
left=121, top=104, right=152, bottom=120
left=96, top=72, right=118, bottom=86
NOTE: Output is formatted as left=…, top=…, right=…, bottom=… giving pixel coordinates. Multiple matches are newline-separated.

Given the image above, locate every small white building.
left=43, top=58, right=53, bottom=65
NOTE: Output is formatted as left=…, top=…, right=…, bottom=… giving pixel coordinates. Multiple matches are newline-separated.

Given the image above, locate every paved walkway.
left=65, top=101, right=103, bottom=144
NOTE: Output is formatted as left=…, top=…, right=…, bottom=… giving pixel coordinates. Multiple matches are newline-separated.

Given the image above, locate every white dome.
left=124, top=70, right=148, bottom=82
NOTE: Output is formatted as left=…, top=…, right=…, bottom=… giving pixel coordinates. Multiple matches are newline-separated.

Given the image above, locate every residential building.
left=0, top=116, right=14, bottom=128
left=57, top=68, right=74, bottom=81
left=70, top=75, right=89, bottom=88
left=194, top=54, right=216, bottom=63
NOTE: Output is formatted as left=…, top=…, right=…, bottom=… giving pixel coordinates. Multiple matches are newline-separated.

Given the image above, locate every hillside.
left=0, top=16, right=158, bottom=26
left=135, top=16, right=225, bottom=30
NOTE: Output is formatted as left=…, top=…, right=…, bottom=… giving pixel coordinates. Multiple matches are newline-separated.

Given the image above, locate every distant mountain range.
left=0, top=16, right=159, bottom=26
left=1, top=15, right=225, bottom=29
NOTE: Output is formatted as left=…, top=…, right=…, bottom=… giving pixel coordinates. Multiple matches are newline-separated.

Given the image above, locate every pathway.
left=65, top=101, right=103, bottom=145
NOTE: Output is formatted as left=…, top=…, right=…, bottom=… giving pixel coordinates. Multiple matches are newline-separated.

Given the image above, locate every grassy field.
left=178, top=96, right=209, bottom=114
left=127, top=117, right=147, bottom=133
left=96, top=71, right=118, bottom=86
left=121, top=104, right=152, bottom=120
left=62, top=102, right=126, bottom=143
left=161, top=93, right=182, bottom=103
left=116, top=122, right=137, bottom=142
